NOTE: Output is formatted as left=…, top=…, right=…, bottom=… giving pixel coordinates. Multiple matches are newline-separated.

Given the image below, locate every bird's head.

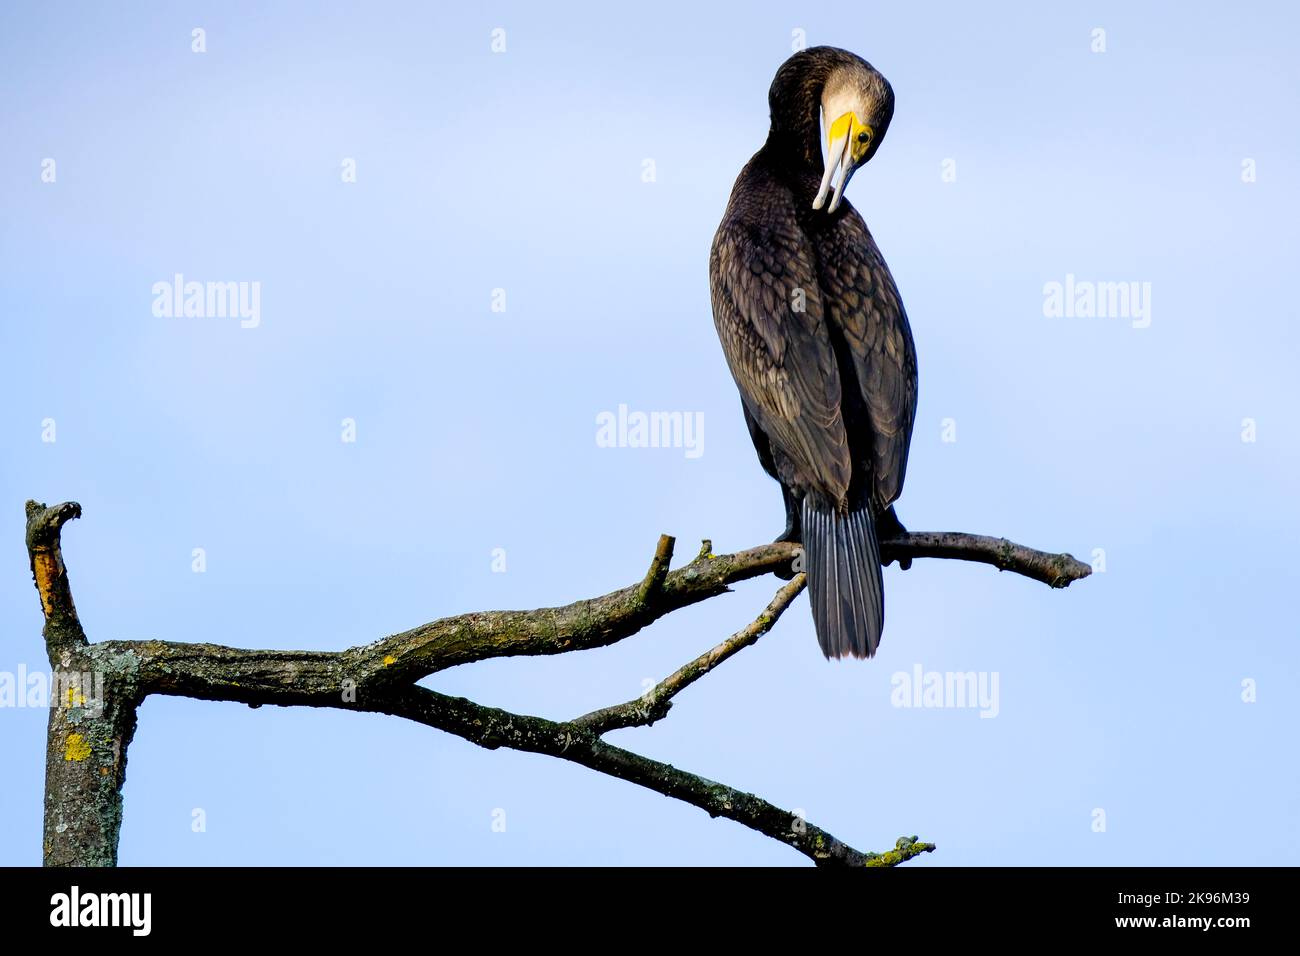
left=812, top=58, right=894, bottom=213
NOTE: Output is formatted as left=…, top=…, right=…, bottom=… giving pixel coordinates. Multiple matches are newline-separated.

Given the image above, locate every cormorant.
left=709, top=46, right=918, bottom=659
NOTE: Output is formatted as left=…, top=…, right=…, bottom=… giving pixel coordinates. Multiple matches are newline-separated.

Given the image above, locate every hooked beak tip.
left=814, top=134, right=859, bottom=214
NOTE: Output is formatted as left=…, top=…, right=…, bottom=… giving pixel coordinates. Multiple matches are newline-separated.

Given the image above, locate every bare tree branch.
left=127, top=531, right=1091, bottom=700
left=880, top=531, right=1092, bottom=588
left=25, top=500, right=86, bottom=653
left=634, top=533, right=676, bottom=606
left=26, top=501, right=135, bottom=866
left=574, top=573, right=809, bottom=734
left=23, top=498, right=1090, bottom=866
left=365, top=684, right=930, bottom=866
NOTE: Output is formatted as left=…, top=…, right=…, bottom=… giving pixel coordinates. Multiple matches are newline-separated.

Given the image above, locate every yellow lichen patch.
left=32, top=552, right=60, bottom=617
left=383, top=655, right=397, bottom=667
left=66, top=686, right=85, bottom=708
left=64, top=733, right=92, bottom=762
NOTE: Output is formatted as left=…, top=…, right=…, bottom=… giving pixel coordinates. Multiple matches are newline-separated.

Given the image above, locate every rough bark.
left=24, top=500, right=1090, bottom=867
left=27, top=501, right=140, bottom=866
left=41, top=658, right=139, bottom=867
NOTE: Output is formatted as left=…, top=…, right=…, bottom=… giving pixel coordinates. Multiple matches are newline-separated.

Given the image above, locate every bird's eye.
left=857, top=131, right=870, bottom=143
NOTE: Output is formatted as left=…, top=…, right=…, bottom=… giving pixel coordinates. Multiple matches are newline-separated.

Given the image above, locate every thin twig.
left=574, top=573, right=808, bottom=733
left=366, top=684, right=929, bottom=867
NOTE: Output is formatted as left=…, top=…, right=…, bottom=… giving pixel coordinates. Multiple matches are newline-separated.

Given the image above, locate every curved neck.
left=761, top=57, right=833, bottom=173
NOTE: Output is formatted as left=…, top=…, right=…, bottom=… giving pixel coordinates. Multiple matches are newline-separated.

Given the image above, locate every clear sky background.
left=2, top=1, right=1297, bottom=866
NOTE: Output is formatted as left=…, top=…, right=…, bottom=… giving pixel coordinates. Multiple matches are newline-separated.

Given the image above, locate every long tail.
left=801, top=496, right=884, bottom=659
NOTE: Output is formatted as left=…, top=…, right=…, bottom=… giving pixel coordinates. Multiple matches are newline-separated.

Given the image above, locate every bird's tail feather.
left=802, top=496, right=884, bottom=659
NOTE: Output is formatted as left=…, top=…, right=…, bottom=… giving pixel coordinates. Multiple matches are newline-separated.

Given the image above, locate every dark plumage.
left=709, top=46, right=918, bottom=659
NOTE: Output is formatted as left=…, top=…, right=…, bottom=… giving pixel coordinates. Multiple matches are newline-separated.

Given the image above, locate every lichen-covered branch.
left=42, top=671, right=139, bottom=867
left=365, top=685, right=925, bottom=866
left=574, top=573, right=809, bottom=734
left=23, top=498, right=1090, bottom=867
left=880, top=531, right=1091, bottom=588
left=360, top=536, right=799, bottom=686
left=25, top=500, right=86, bottom=654
left=125, top=531, right=1090, bottom=698
left=26, top=501, right=136, bottom=866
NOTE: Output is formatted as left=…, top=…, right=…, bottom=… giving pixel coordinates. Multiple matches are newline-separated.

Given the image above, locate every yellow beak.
left=813, top=111, right=874, bottom=213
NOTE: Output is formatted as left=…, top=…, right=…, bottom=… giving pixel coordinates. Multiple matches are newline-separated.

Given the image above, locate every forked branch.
left=23, top=499, right=1089, bottom=867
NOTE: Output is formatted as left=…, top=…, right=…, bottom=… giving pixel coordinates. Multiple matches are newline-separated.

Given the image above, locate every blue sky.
left=2, top=1, right=1297, bottom=865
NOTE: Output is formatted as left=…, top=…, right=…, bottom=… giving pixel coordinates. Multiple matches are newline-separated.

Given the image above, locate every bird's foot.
left=879, top=506, right=912, bottom=570
left=772, top=524, right=801, bottom=580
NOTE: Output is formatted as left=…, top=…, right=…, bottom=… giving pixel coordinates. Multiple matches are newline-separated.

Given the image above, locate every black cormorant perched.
left=709, top=46, right=918, bottom=659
